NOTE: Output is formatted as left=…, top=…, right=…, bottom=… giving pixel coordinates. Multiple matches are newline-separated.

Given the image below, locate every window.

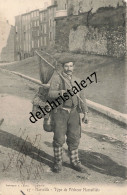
left=50, top=19, right=52, bottom=27
left=41, top=25, right=43, bottom=32
left=32, top=40, right=34, bottom=48
left=26, top=43, right=28, bottom=52
left=28, top=15, right=30, bottom=21
left=41, top=37, right=43, bottom=46
left=38, top=39, right=39, bottom=47
left=24, top=43, right=26, bottom=51
left=37, top=20, right=39, bottom=26
left=29, top=43, right=31, bottom=52
left=44, top=24, right=46, bottom=34
left=40, top=14, right=42, bottom=22
left=15, top=26, right=18, bottom=33
left=24, top=32, right=26, bottom=40
left=49, top=9, right=50, bottom=16
left=44, top=12, right=46, bottom=21
left=50, top=32, right=52, bottom=41
left=44, top=37, right=47, bottom=46
left=65, top=4, right=67, bottom=9
left=28, top=32, right=30, bottom=41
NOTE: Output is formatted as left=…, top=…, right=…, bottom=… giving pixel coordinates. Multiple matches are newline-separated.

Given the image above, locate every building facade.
left=31, top=9, right=40, bottom=56
left=39, top=9, right=49, bottom=50
left=47, top=5, right=57, bottom=48
left=14, top=0, right=68, bottom=60
left=21, top=12, right=31, bottom=59
left=15, top=9, right=40, bottom=60
left=14, top=0, right=126, bottom=60
left=15, top=15, right=22, bottom=60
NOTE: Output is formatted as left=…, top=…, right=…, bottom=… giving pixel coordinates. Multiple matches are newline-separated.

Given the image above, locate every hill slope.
left=1, top=56, right=40, bottom=80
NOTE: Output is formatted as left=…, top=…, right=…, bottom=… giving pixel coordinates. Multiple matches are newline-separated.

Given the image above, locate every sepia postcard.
left=0, top=0, right=127, bottom=195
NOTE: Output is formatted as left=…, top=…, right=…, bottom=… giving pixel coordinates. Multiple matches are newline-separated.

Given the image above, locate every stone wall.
left=107, top=27, right=125, bottom=57
left=55, top=6, right=126, bottom=57
left=67, top=0, right=123, bottom=15
left=69, top=26, right=125, bottom=57
left=69, top=26, right=108, bottom=55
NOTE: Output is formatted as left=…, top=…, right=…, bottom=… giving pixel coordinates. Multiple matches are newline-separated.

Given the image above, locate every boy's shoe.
left=53, top=162, right=62, bottom=173
left=71, top=162, right=87, bottom=173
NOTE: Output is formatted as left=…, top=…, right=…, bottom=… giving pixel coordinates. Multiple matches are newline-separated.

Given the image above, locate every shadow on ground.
left=82, top=131, right=127, bottom=149
left=79, top=150, right=127, bottom=179
left=0, top=129, right=54, bottom=169
left=0, top=130, right=126, bottom=180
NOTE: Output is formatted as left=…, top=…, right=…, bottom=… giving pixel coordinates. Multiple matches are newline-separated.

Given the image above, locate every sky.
left=0, top=0, right=51, bottom=25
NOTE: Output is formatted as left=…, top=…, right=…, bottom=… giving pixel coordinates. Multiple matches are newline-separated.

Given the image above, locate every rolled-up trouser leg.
left=53, top=147, right=63, bottom=164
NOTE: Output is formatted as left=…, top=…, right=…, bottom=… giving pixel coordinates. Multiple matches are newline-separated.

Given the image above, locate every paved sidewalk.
left=0, top=70, right=127, bottom=185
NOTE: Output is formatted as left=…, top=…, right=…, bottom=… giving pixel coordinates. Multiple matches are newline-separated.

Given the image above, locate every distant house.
left=14, top=0, right=68, bottom=61
left=0, top=19, right=15, bottom=62
left=39, top=9, right=49, bottom=50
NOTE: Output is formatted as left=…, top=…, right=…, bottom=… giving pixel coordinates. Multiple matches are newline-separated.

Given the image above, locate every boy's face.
left=63, top=62, right=74, bottom=76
